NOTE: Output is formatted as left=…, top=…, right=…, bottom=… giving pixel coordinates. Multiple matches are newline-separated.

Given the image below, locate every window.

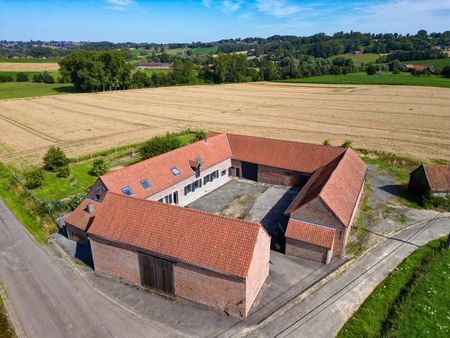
left=339, top=230, right=343, bottom=240
left=164, top=194, right=173, bottom=204
left=221, top=170, right=226, bottom=176
left=121, top=186, right=134, bottom=196
left=158, top=198, right=163, bottom=202
left=228, top=167, right=232, bottom=176
left=140, top=179, right=152, bottom=190
left=170, top=167, right=181, bottom=176
left=194, top=179, right=202, bottom=189
left=204, top=175, right=209, bottom=185
left=184, top=184, right=192, bottom=195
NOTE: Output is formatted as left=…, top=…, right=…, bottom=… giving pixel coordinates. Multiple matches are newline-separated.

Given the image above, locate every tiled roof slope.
left=285, top=219, right=335, bottom=249
left=99, top=133, right=232, bottom=199
left=424, top=165, right=450, bottom=192
left=65, top=198, right=101, bottom=231
left=87, top=192, right=264, bottom=278
left=286, top=148, right=367, bottom=227
left=224, top=133, right=344, bottom=174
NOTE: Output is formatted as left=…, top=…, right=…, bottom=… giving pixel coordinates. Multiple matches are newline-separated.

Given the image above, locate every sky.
left=1, top=0, right=449, bottom=43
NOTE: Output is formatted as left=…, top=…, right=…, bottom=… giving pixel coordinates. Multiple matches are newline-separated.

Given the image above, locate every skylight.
left=140, top=179, right=152, bottom=190
left=171, top=167, right=181, bottom=176
left=121, top=186, right=134, bottom=196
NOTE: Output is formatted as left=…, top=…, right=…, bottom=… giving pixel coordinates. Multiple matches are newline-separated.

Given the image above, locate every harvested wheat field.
left=0, top=62, right=59, bottom=72
left=0, top=82, right=449, bottom=165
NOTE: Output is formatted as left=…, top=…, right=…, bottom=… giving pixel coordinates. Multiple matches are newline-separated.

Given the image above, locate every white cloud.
left=202, top=0, right=244, bottom=13
left=256, top=0, right=301, bottom=17
left=106, top=0, right=133, bottom=11
left=203, top=0, right=212, bottom=8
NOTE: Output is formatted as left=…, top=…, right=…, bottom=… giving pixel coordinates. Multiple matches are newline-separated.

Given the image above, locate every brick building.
left=409, top=164, right=450, bottom=198
left=66, top=132, right=367, bottom=316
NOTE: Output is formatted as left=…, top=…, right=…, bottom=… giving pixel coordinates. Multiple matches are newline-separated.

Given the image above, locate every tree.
left=366, top=64, right=377, bottom=75
left=43, top=146, right=69, bottom=172
left=341, top=140, right=352, bottom=148
left=23, top=167, right=44, bottom=189
left=171, top=59, right=194, bottom=84
left=41, top=71, right=55, bottom=83
left=131, top=71, right=151, bottom=88
left=90, top=158, right=108, bottom=176
left=259, top=60, right=279, bottom=80
left=0, top=74, right=13, bottom=82
left=56, top=165, right=70, bottom=178
left=139, top=134, right=182, bottom=160
left=442, top=66, right=450, bottom=78
left=16, top=72, right=29, bottom=82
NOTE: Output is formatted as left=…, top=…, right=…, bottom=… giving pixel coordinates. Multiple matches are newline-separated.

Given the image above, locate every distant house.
left=354, top=50, right=362, bottom=56
left=403, top=64, right=434, bottom=73
left=409, top=165, right=450, bottom=198
left=135, top=62, right=171, bottom=70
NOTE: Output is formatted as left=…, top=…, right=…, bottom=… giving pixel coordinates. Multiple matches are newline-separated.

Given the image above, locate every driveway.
left=246, top=210, right=450, bottom=338
left=0, top=198, right=180, bottom=338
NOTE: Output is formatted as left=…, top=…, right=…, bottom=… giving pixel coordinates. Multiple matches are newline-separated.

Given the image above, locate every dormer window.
left=171, top=167, right=181, bottom=176
left=195, top=156, right=204, bottom=165
left=121, top=186, right=134, bottom=196
left=140, top=179, right=152, bottom=190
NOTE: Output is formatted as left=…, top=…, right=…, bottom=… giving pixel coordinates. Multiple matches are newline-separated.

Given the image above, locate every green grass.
left=338, top=237, right=450, bottom=338
left=192, top=46, right=218, bottom=55
left=32, top=163, right=96, bottom=201
left=0, top=57, right=60, bottom=63
left=278, top=72, right=450, bottom=88
left=336, top=53, right=381, bottom=64
left=0, top=81, right=76, bottom=100
left=0, top=164, right=48, bottom=243
left=0, top=71, right=60, bottom=81
left=0, top=292, right=15, bottom=338
left=400, top=58, right=450, bottom=73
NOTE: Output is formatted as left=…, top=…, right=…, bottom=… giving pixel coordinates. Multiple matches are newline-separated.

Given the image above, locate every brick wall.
left=258, top=164, right=304, bottom=186
left=286, top=239, right=329, bottom=263
left=66, top=224, right=89, bottom=245
left=90, top=238, right=141, bottom=284
left=174, top=263, right=246, bottom=317
left=87, top=179, right=108, bottom=202
left=245, top=227, right=270, bottom=315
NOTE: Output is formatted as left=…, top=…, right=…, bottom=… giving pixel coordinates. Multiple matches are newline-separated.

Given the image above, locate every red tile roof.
left=87, top=192, right=265, bottom=278
left=65, top=199, right=101, bottom=231
left=286, top=148, right=367, bottom=227
left=224, top=133, right=344, bottom=174
left=99, top=133, right=232, bottom=199
left=424, top=165, right=450, bottom=192
left=285, top=219, right=335, bottom=249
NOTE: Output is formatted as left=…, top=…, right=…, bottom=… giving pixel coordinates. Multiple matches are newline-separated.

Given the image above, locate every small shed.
left=409, top=164, right=450, bottom=198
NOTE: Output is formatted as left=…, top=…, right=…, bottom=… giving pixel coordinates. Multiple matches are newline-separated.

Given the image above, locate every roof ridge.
left=105, top=191, right=262, bottom=229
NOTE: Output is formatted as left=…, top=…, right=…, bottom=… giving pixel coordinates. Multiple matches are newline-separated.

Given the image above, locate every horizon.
left=1, top=0, right=450, bottom=43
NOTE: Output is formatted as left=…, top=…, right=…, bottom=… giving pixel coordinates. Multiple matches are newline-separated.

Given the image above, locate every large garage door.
left=287, top=240, right=328, bottom=263
left=139, top=253, right=174, bottom=295
left=242, top=162, right=258, bottom=181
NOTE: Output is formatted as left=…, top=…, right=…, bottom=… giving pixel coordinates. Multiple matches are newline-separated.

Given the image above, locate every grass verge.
left=278, top=72, right=450, bottom=88
left=338, top=236, right=450, bottom=338
left=0, top=291, right=15, bottom=338
left=0, top=164, right=48, bottom=243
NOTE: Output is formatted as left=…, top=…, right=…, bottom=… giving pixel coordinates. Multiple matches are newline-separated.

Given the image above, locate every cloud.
left=106, top=0, right=133, bottom=11
left=202, top=0, right=244, bottom=13
left=256, top=0, right=301, bottom=17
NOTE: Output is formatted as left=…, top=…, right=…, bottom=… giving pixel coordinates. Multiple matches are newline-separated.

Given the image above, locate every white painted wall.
left=147, top=158, right=232, bottom=206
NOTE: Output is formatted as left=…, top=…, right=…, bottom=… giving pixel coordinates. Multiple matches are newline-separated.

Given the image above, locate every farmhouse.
left=66, top=132, right=367, bottom=316
left=403, top=64, right=434, bottom=73
left=409, top=164, right=450, bottom=198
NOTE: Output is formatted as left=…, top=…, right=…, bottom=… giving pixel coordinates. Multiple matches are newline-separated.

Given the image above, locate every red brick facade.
left=285, top=239, right=329, bottom=263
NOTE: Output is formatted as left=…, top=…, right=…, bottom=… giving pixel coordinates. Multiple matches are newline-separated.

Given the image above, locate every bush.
left=323, top=139, right=331, bottom=146
left=41, top=71, right=55, bottom=83
left=16, top=72, right=29, bottom=82
left=423, top=195, right=450, bottom=212
left=0, top=74, right=13, bottom=82
left=90, top=158, right=108, bottom=176
left=56, top=166, right=70, bottom=178
left=341, top=140, right=353, bottom=148
left=195, top=130, right=207, bottom=141
left=139, top=133, right=182, bottom=160
left=366, top=64, right=377, bottom=75
left=23, top=167, right=45, bottom=189
left=66, top=193, right=87, bottom=211
left=32, top=73, right=43, bottom=83
left=442, top=65, right=450, bottom=78
left=43, top=146, right=69, bottom=172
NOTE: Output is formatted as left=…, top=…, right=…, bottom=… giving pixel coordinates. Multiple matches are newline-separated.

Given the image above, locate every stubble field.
left=0, top=62, right=59, bottom=72
left=0, top=82, right=449, bottom=165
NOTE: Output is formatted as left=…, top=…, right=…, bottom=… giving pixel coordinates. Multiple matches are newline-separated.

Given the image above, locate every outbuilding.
left=409, top=164, right=450, bottom=198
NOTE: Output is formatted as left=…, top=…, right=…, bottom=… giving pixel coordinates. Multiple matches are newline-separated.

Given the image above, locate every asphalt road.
left=0, top=198, right=181, bottom=338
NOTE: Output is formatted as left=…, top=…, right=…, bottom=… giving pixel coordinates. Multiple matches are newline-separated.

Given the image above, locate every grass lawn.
left=0, top=164, right=48, bottom=243
left=278, top=72, right=450, bottom=88
left=32, top=163, right=96, bottom=201
left=338, top=237, right=450, bottom=338
left=0, top=81, right=76, bottom=100
left=400, top=58, right=450, bottom=73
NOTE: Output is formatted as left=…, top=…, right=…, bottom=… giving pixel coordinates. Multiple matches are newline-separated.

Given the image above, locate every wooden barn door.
left=242, top=162, right=258, bottom=181
left=139, top=253, right=174, bottom=295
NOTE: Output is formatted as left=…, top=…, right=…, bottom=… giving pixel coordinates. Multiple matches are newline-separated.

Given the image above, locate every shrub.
left=366, top=64, right=377, bottom=75
left=323, top=139, right=331, bottom=146
left=392, top=68, right=400, bottom=75
left=32, top=73, right=43, bottom=83
left=139, top=133, right=182, bottom=160
left=66, top=193, right=87, bottom=211
left=0, top=74, right=13, bottom=82
left=442, top=66, right=450, bottom=78
left=56, top=166, right=70, bottom=178
left=23, top=166, right=45, bottom=189
left=43, top=146, right=69, bottom=172
left=16, top=72, right=29, bottom=82
left=423, top=195, right=450, bottom=212
left=41, top=71, right=55, bottom=83
left=90, top=158, right=108, bottom=176
left=341, top=140, right=353, bottom=148
left=195, top=130, right=207, bottom=141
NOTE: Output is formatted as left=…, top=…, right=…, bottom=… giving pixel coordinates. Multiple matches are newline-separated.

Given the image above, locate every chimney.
left=86, top=203, right=95, bottom=215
